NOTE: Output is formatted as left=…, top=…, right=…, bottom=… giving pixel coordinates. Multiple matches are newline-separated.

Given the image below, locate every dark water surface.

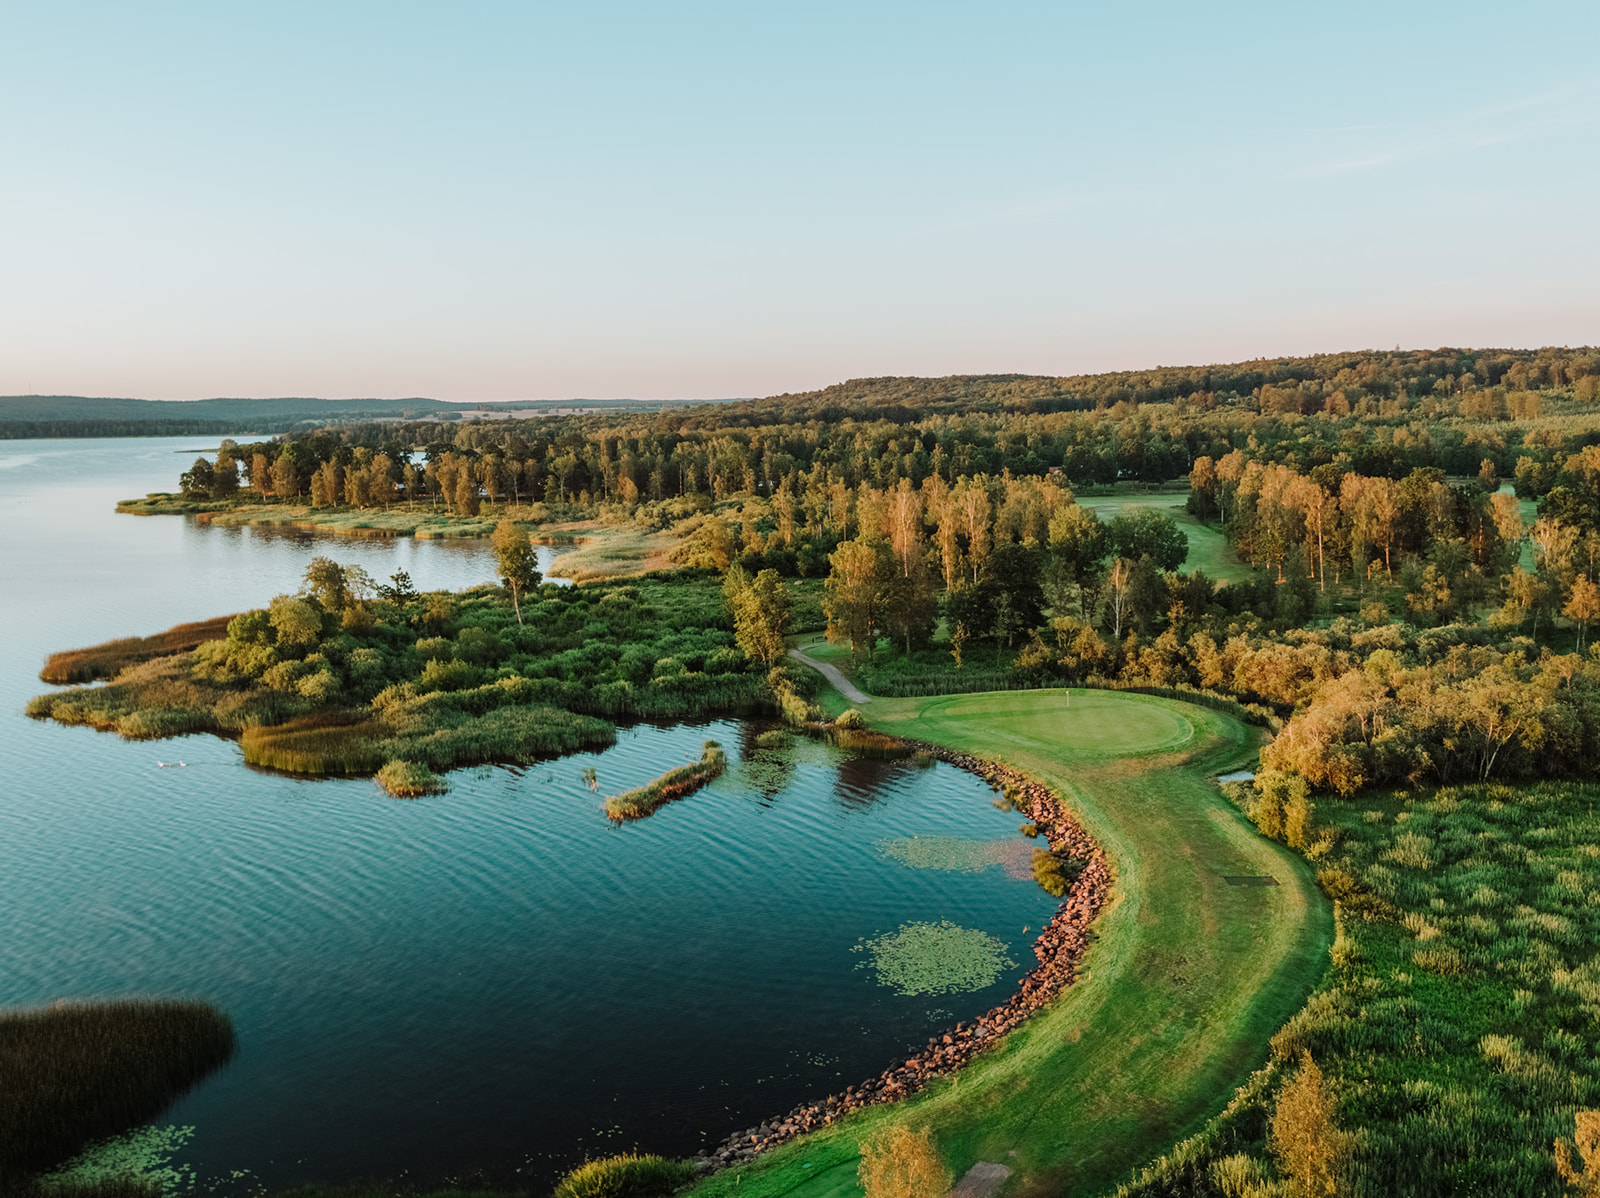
left=0, top=439, right=1055, bottom=1192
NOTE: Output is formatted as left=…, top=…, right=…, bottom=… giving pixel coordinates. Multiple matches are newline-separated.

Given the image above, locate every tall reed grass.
left=39, top=617, right=237, bottom=684
left=0, top=1000, right=234, bottom=1175
left=605, top=741, right=727, bottom=821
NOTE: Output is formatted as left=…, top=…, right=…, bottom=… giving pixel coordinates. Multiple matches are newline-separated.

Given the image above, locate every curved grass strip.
left=0, top=1000, right=234, bottom=1175
left=853, top=921, right=1015, bottom=997
left=604, top=740, right=728, bottom=822
left=689, top=689, right=1331, bottom=1198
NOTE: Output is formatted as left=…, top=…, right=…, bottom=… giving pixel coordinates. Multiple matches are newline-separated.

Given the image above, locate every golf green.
left=691, top=688, right=1331, bottom=1198
left=930, top=691, right=1194, bottom=757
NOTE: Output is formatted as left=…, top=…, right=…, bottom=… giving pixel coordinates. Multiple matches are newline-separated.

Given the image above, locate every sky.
left=2, top=1, right=1597, bottom=401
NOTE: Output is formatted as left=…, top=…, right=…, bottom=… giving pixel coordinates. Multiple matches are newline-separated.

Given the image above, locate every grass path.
left=691, top=688, right=1330, bottom=1198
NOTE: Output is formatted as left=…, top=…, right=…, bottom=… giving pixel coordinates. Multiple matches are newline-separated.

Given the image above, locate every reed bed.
left=375, top=759, right=446, bottom=798
left=0, top=1000, right=234, bottom=1176
left=240, top=713, right=389, bottom=774
left=826, top=726, right=912, bottom=758
left=39, top=617, right=237, bottom=684
left=604, top=741, right=727, bottom=821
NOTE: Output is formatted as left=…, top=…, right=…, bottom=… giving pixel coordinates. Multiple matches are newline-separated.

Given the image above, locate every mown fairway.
left=1073, top=493, right=1251, bottom=583
left=691, top=690, right=1330, bottom=1198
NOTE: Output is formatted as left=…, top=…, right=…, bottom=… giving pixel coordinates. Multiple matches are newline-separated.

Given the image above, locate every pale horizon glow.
left=3, top=2, right=1597, bottom=402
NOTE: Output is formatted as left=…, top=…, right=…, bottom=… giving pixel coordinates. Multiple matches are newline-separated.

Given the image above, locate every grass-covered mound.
left=604, top=740, right=728, bottom=821
left=39, top=615, right=236, bottom=684
left=0, top=1000, right=234, bottom=1176
left=28, top=564, right=800, bottom=791
left=553, top=1154, right=695, bottom=1198
left=1118, top=778, right=1600, bottom=1198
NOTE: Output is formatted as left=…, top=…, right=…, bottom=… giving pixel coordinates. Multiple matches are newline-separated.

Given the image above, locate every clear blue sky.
left=3, top=1, right=1597, bottom=400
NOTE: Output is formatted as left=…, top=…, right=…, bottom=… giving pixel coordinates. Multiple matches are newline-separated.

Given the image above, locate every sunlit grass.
left=604, top=740, right=727, bottom=821
left=39, top=617, right=236, bottom=684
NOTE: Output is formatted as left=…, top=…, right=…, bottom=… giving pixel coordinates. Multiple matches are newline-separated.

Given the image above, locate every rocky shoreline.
left=695, top=738, right=1112, bottom=1171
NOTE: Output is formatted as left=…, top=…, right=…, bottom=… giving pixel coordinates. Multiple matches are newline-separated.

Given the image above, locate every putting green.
left=691, top=688, right=1330, bottom=1198
left=929, top=691, right=1193, bottom=757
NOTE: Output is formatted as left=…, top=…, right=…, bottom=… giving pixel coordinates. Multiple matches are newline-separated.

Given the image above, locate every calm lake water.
left=0, top=438, right=1055, bottom=1192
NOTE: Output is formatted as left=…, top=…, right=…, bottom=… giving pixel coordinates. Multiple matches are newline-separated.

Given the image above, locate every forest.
left=28, top=344, right=1600, bottom=1197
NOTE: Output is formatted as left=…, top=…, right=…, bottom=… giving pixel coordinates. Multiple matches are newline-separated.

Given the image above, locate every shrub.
left=835, top=708, right=865, bottom=729
left=858, top=1125, right=950, bottom=1198
left=552, top=1154, right=694, bottom=1198
left=1031, top=848, right=1076, bottom=896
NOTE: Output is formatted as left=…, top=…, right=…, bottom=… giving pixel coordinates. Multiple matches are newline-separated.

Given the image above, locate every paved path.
left=786, top=646, right=871, bottom=704
left=949, top=1162, right=1012, bottom=1198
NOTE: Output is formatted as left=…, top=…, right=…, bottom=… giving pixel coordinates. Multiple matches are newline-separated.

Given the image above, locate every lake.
left=0, top=438, right=1056, bottom=1193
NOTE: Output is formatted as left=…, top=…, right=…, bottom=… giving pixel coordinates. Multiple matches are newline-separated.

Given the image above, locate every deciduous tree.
left=491, top=518, right=540, bottom=625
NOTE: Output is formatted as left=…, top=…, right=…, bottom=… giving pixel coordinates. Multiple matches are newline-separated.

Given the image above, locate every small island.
left=604, top=740, right=728, bottom=821
left=29, top=548, right=813, bottom=798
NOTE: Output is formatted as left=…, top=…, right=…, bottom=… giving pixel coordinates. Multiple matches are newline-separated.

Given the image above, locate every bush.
left=835, top=708, right=865, bottom=729
left=552, top=1154, right=694, bottom=1198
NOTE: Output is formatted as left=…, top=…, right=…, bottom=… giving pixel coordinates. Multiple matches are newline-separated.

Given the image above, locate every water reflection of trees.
left=733, top=721, right=796, bottom=802
left=833, top=754, right=909, bottom=811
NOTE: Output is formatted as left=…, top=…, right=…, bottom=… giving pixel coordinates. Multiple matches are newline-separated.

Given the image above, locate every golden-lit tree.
left=1556, top=1110, right=1600, bottom=1197
left=1271, top=1051, right=1349, bottom=1198
left=858, top=1125, right=950, bottom=1198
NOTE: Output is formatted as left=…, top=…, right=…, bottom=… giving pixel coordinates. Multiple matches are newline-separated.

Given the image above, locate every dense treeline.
left=167, top=346, right=1600, bottom=515
left=148, top=345, right=1600, bottom=798
left=0, top=394, right=717, bottom=439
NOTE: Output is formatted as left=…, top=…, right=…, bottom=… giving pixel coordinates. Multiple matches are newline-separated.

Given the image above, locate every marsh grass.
left=826, top=727, right=911, bottom=758
left=375, top=759, right=446, bottom=798
left=39, top=617, right=236, bottom=684
left=604, top=741, right=727, bottom=821
left=241, top=713, right=389, bottom=774
left=552, top=1154, right=694, bottom=1198
left=31, top=576, right=777, bottom=800
left=0, top=1000, right=233, bottom=1175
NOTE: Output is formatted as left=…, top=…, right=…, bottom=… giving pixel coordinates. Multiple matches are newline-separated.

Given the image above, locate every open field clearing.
left=1072, top=494, right=1252, bottom=584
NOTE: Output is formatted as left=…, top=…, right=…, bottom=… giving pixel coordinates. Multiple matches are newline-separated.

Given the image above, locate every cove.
left=0, top=439, right=1056, bottom=1193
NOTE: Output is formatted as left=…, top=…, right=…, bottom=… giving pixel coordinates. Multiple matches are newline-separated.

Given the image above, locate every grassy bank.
left=0, top=1000, right=234, bottom=1176
left=604, top=740, right=728, bottom=821
left=689, top=689, right=1331, bottom=1198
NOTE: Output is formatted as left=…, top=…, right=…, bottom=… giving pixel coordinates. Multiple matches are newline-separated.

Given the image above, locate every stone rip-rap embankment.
left=696, top=739, right=1112, bottom=1170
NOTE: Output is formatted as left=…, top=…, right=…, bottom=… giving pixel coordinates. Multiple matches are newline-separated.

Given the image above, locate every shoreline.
left=695, top=737, right=1110, bottom=1170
